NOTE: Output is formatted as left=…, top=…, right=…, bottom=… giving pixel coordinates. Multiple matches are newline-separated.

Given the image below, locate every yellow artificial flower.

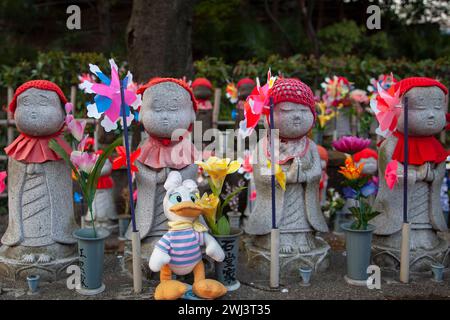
left=267, top=160, right=286, bottom=191
left=316, top=101, right=335, bottom=129
left=196, top=193, right=219, bottom=220
left=196, top=156, right=241, bottom=188
left=338, top=156, right=365, bottom=180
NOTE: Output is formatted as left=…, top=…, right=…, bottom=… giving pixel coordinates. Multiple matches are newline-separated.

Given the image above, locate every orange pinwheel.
left=112, top=146, right=141, bottom=172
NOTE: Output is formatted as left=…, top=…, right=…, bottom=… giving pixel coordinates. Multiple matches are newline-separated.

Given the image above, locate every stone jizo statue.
left=243, top=78, right=330, bottom=275
left=0, top=80, right=78, bottom=280
left=372, top=77, right=449, bottom=272
left=125, top=78, right=199, bottom=269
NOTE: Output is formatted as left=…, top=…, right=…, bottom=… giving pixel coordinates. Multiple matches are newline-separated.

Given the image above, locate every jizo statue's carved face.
left=238, top=84, right=254, bottom=100
left=140, top=82, right=195, bottom=138
left=193, top=85, right=212, bottom=100
left=15, top=88, right=65, bottom=136
left=358, top=157, right=377, bottom=175
left=397, top=86, right=447, bottom=136
left=273, top=102, right=314, bottom=139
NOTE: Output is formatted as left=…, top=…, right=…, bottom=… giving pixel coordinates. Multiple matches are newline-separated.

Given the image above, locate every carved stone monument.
left=371, top=77, right=449, bottom=272
left=124, top=78, right=199, bottom=275
left=0, top=80, right=78, bottom=281
left=234, top=78, right=255, bottom=130
left=243, top=78, right=330, bottom=277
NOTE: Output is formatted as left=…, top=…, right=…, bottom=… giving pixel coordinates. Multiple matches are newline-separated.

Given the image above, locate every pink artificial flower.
left=70, top=151, right=98, bottom=174
left=0, top=171, right=7, bottom=194
left=66, top=116, right=86, bottom=142
left=332, top=136, right=371, bottom=155
left=133, top=189, right=138, bottom=202
left=242, top=152, right=253, bottom=174
left=385, top=160, right=399, bottom=190
left=249, top=190, right=257, bottom=201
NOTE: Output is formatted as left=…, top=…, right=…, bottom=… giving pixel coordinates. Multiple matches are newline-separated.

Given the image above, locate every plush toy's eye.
left=190, top=193, right=196, bottom=202
left=169, top=192, right=183, bottom=204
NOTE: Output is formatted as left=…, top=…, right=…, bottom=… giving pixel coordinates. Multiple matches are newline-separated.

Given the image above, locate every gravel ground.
left=0, top=230, right=449, bottom=300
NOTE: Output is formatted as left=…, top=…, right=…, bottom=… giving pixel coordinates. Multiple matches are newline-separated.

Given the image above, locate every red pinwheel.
left=112, top=146, right=141, bottom=173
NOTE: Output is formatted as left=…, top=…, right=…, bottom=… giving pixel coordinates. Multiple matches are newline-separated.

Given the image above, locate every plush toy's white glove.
left=204, top=233, right=225, bottom=262
left=149, top=247, right=171, bottom=272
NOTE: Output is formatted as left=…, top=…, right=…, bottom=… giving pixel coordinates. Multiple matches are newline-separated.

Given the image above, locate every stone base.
left=0, top=255, right=78, bottom=282
left=243, top=236, right=330, bottom=280
left=344, top=275, right=368, bottom=286
left=372, top=236, right=450, bottom=273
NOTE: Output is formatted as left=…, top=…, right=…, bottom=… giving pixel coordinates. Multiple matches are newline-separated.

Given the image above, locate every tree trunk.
left=126, top=0, right=196, bottom=83
left=97, top=0, right=112, bottom=51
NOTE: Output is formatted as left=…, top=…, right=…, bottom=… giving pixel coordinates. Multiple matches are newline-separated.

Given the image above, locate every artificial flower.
left=360, top=180, right=378, bottom=197
left=0, top=171, right=7, bottom=194
left=332, top=136, right=371, bottom=154
left=342, top=186, right=358, bottom=199
left=195, top=157, right=240, bottom=189
left=238, top=151, right=253, bottom=174
left=249, top=190, right=257, bottom=201
left=196, top=193, right=220, bottom=221
left=267, top=160, right=286, bottom=191
left=64, top=102, right=86, bottom=142
left=385, top=160, right=399, bottom=190
left=350, top=89, right=369, bottom=104
left=316, top=100, right=336, bottom=129
left=226, top=83, right=238, bottom=104
left=70, top=151, right=98, bottom=174
left=338, top=156, right=364, bottom=180
left=112, top=146, right=141, bottom=172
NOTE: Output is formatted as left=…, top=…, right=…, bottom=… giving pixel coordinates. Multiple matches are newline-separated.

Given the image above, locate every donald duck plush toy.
left=149, top=171, right=227, bottom=300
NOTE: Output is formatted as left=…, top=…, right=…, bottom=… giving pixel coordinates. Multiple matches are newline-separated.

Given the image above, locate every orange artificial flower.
left=338, top=156, right=364, bottom=180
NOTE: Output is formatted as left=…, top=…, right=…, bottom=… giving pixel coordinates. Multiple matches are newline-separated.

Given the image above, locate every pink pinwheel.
left=0, top=171, right=7, bottom=194
left=70, top=151, right=98, bottom=174
left=367, top=73, right=397, bottom=95
left=370, top=82, right=402, bottom=137
left=239, top=70, right=276, bottom=137
left=332, top=136, right=371, bottom=155
left=80, top=59, right=141, bottom=132
left=385, top=160, right=399, bottom=190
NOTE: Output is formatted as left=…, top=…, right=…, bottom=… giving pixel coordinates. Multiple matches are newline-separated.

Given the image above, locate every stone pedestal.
left=372, top=232, right=450, bottom=273
left=242, top=235, right=330, bottom=279
left=0, top=244, right=77, bottom=282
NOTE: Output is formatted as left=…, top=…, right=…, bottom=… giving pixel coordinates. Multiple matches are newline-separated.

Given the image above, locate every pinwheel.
left=385, top=160, right=399, bottom=190
left=367, top=73, right=397, bottom=95
left=80, top=59, right=141, bottom=132
left=80, top=58, right=142, bottom=293
left=321, top=76, right=352, bottom=107
left=112, top=146, right=141, bottom=173
left=239, top=70, right=277, bottom=138
left=370, top=82, right=402, bottom=137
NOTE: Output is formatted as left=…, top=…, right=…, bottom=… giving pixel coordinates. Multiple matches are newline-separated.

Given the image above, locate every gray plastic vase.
left=341, top=222, right=375, bottom=281
left=73, top=228, right=110, bottom=292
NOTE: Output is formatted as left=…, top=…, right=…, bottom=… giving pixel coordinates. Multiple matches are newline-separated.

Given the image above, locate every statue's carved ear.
left=164, top=171, right=182, bottom=191
left=182, top=179, right=198, bottom=193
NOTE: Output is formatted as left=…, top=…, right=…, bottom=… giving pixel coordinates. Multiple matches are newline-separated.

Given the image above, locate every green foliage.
left=318, top=20, right=363, bottom=56
left=349, top=200, right=380, bottom=231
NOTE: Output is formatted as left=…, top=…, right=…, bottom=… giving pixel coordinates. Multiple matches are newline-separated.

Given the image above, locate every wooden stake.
left=212, top=88, right=221, bottom=129
left=132, top=231, right=142, bottom=293
left=400, top=223, right=410, bottom=283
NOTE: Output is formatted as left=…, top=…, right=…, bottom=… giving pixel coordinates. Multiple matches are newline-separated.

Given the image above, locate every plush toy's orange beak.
left=170, top=202, right=204, bottom=218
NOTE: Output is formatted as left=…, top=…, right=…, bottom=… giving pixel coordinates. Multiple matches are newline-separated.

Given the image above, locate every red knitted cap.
left=9, top=80, right=68, bottom=114
left=394, top=77, right=448, bottom=96
left=237, top=78, right=255, bottom=89
left=137, top=77, right=198, bottom=111
left=269, top=78, right=315, bottom=116
left=353, top=148, right=378, bottom=163
left=192, top=78, right=213, bottom=90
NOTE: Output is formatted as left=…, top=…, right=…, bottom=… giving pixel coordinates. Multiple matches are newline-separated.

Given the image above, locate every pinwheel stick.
left=400, top=96, right=410, bottom=284
left=119, top=82, right=142, bottom=293
left=269, top=96, right=280, bottom=288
